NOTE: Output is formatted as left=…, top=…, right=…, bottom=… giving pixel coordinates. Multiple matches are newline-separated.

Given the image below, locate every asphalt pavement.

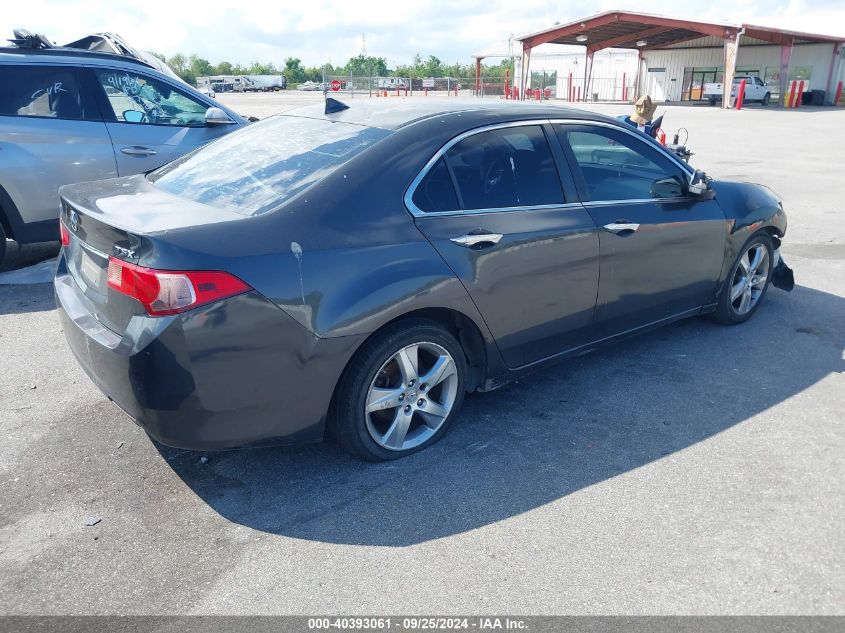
left=0, top=96, right=843, bottom=615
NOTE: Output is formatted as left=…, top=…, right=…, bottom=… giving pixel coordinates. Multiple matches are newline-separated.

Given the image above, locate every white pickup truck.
left=703, top=76, right=771, bottom=106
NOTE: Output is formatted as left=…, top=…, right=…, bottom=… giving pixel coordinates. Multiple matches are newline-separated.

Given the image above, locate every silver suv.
left=0, top=31, right=247, bottom=265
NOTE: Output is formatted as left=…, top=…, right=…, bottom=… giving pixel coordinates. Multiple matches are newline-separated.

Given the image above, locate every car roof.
left=0, top=47, right=156, bottom=71
left=279, top=98, right=620, bottom=131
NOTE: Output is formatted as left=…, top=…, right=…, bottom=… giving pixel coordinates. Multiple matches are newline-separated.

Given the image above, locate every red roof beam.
left=613, top=12, right=737, bottom=39
left=585, top=26, right=675, bottom=52
left=520, top=11, right=627, bottom=48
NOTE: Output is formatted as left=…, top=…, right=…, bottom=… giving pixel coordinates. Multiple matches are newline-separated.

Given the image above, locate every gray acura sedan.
left=55, top=99, right=792, bottom=461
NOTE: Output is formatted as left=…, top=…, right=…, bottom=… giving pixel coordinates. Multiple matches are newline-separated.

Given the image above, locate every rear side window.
left=151, top=116, right=391, bottom=215
left=0, top=66, right=83, bottom=120
left=442, top=125, right=563, bottom=211
left=412, top=158, right=460, bottom=213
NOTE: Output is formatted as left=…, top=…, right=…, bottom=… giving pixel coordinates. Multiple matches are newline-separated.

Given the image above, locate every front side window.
left=557, top=125, right=687, bottom=202
left=150, top=116, right=391, bottom=215
left=0, top=66, right=83, bottom=120
left=94, top=69, right=208, bottom=126
left=441, top=125, right=564, bottom=211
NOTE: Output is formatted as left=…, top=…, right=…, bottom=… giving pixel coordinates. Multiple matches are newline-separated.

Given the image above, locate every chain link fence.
left=316, top=74, right=636, bottom=102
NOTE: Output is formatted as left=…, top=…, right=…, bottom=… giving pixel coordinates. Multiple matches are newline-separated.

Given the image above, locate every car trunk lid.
left=59, top=174, right=246, bottom=333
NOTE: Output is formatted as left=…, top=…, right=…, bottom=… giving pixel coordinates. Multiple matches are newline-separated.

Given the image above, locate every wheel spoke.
left=730, top=280, right=745, bottom=301
left=738, top=252, right=751, bottom=275
left=366, top=386, right=404, bottom=413
left=749, top=247, right=766, bottom=274
left=419, top=355, right=455, bottom=389
left=395, top=345, right=419, bottom=384
left=417, top=400, right=449, bottom=429
left=738, top=289, right=752, bottom=313
left=382, top=409, right=412, bottom=449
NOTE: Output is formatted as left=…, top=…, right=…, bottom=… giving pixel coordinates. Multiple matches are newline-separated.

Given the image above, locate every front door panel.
left=585, top=198, right=727, bottom=336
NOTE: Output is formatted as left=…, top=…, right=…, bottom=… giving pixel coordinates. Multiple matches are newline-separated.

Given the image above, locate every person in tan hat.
left=631, top=95, right=657, bottom=131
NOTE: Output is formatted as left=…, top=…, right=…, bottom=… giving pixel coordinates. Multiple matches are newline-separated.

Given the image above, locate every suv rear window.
left=0, top=66, right=84, bottom=120
left=150, top=116, right=391, bottom=215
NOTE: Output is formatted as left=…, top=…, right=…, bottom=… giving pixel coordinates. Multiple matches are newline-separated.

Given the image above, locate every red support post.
left=835, top=81, right=843, bottom=105
left=577, top=86, right=581, bottom=102
left=797, top=80, right=805, bottom=107
left=622, top=72, right=627, bottom=101
left=568, top=72, right=573, bottom=102
left=475, top=58, right=481, bottom=97
left=735, top=79, right=746, bottom=110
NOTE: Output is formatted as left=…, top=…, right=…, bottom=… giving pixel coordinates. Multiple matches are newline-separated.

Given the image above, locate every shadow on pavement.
left=160, top=284, right=843, bottom=546
left=0, top=282, right=55, bottom=315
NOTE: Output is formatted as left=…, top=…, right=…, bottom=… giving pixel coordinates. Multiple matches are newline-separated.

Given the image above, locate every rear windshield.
left=150, top=116, right=391, bottom=215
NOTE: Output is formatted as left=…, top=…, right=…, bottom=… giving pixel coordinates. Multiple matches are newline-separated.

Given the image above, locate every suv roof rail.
left=8, top=28, right=53, bottom=49
left=3, top=29, right=187, bottom=86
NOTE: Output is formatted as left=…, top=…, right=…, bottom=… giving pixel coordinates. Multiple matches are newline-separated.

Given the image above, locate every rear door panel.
left=0, top=65, right=116, bottom=228
left=415, top=208, right=600, bottom=368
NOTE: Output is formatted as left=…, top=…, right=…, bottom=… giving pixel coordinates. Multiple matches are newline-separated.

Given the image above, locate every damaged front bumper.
left=772, top=248, right=795, bottom=292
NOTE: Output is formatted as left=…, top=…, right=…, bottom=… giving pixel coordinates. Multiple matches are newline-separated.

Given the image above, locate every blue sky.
left=4, top=0, right=844, bottom=67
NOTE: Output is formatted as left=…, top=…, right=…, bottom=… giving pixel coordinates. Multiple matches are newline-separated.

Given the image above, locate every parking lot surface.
left=1, top=95, right=843, bottom=614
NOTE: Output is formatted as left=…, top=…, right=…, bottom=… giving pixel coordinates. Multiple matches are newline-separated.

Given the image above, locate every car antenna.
left=325, top=97, right=350, bottom=114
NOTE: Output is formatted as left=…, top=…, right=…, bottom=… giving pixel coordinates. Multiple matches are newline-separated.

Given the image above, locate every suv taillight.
left=107, top=257, right=251, bottom=316
left=59, top=221, right=70, bottom=247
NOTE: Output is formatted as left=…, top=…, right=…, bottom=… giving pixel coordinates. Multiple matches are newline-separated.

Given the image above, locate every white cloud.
left=3, top=0, right=843, bottom=67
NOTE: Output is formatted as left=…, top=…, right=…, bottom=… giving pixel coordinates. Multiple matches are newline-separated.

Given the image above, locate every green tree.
left=215, top=61, right=233, bottom=75
left=344, top=54, right=388, bottom=77
left=283, top=57, right=305, bottom=83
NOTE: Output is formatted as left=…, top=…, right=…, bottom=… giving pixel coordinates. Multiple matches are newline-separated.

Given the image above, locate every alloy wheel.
left=365, top=341, right=459, bottom=451
left=730, top=243, right=770, bottom=315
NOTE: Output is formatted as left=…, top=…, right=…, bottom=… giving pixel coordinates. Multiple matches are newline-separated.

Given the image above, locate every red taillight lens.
left=59, top=221, right=70, bottom=247
left=107, top=257, right=251, bottom=316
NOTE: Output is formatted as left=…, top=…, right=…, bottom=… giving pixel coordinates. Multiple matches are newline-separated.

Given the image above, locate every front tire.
left=761, top=92, right=771, bottom=106
left=332, top=319, right=467, bottom=461
left=713, top=233, right=774, bottom=325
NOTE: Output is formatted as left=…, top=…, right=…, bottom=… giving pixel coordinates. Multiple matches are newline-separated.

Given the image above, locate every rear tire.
left=712, top=233, right=774, bottom=325
left=708, top=97, right=717, bottom=106
left=0, top=221, right=7, bottom=268
left=331, top=319, right=467, bottom=461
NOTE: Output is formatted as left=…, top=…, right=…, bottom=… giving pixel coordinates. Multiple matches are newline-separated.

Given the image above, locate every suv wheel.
left=332, top=319, right=467, bottom=461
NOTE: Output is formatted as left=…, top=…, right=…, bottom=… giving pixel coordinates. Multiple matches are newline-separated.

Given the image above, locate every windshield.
left=150, top=116, right=391, bottom=215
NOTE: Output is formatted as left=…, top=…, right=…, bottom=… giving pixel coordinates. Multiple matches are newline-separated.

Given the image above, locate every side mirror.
left=687, top=169, right=713, bottom=198
left=651, top=177, right=685, bottom=199
left=123, top=110, right=146, bottom=124
left=205, top=107, right=234, bottom=126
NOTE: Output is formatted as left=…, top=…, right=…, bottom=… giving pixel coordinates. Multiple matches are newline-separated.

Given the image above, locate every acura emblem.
left=68, top=209, right=79, bottom=232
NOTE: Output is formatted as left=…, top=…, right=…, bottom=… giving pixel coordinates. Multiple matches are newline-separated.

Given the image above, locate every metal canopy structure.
left=512, top=10, right=845, bottom=107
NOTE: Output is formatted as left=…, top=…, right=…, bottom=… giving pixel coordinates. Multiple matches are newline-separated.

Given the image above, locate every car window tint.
left=557, top=126, right=685, bottom=202
left=0, top=66, right=83, bottom=120
left=150, top=116, right=391, bottom=215
left=94, top=69, right=208, bottom=126
left=412, top=158, right=460, bottom=213
left=443, top=125, right=563, bottom=210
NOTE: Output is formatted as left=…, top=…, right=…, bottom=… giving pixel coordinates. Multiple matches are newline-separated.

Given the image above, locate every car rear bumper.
left=55, top=256, right=364, bottom=450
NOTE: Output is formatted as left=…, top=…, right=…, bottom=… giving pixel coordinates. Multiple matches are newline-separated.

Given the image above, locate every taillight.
left=107, top=257, right=251, bottom=316
left=59, top=221, right=70, bottom=247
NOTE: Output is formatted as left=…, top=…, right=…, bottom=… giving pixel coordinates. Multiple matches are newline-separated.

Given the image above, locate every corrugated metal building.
left=507, top=11, right=845, bottom=106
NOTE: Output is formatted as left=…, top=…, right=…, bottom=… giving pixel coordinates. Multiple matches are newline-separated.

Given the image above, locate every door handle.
left=120, top=146, right=157, bottom=157
left=450, top=233, right=504, bottom=248
left=603, top=222, right=640, bottom=233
